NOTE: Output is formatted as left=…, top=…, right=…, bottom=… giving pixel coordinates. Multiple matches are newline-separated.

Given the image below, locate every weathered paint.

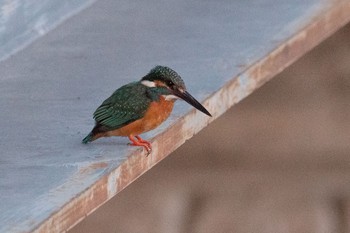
left=0, top=0, right=349, bottom=232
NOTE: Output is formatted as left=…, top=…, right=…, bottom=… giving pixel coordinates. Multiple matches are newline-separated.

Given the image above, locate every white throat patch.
left=141, top=80, right=156, bottom=87
left=162, top=94, right=179, bottom=101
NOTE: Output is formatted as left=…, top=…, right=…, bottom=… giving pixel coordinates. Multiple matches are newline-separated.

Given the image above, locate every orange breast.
left=106, top=96, right=174, bottom=137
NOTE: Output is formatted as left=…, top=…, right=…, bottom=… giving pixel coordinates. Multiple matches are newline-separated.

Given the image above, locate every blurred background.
left=70, top=23, right=350, bottom=233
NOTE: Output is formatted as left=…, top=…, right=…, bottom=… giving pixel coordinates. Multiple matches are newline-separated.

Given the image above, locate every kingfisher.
left=82, top=66, right=211, bottom=154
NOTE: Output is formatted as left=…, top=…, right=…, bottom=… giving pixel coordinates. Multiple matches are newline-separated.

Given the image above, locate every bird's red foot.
left=128, top=135, right=152, bottom=155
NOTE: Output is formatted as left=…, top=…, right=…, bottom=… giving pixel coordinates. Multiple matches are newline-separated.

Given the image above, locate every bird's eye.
left=167, top=80, right=174, bottom=88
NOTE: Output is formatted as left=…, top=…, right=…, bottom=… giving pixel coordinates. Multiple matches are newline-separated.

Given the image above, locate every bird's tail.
left=82, top=124, right=103, bottom=144
left=82, top=132, right=94, bottom=144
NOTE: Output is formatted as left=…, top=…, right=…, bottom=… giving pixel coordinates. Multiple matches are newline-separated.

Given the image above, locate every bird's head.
left=141, top=66, right=211, bottom=116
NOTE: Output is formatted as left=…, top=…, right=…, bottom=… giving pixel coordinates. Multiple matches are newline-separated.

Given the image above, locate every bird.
left=82, top=65, right=211, bottom=154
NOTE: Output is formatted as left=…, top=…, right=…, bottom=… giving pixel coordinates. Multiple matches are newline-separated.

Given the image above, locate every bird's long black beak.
left=173, top=89, right=212, bottom=117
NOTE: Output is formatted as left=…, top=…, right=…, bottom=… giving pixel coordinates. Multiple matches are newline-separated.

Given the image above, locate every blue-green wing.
left=93, top=82, right=151, bottom=130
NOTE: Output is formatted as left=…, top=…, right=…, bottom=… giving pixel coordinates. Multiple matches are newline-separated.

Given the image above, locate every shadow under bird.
left=82, top=66, right=211, bottom=154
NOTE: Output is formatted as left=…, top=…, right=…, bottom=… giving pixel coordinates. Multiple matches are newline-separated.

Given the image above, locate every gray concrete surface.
left=0, top=0, right=96, bottom=61
left=70, top=23, right=350, bottom=233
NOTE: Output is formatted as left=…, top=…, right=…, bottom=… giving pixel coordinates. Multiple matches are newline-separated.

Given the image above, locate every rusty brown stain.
left=35, top=176, right=109, bottom=233
left=32, top=1, right=350, bottom=232
left=117, top=154, right=145, bottom=190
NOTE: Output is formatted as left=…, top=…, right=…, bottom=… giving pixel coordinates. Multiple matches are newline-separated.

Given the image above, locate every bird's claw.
left=145, top=146, right=152, bottom=157
left=128, top=135, right=152, bottom=156
left=128, top=142, right=152, bottom=156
